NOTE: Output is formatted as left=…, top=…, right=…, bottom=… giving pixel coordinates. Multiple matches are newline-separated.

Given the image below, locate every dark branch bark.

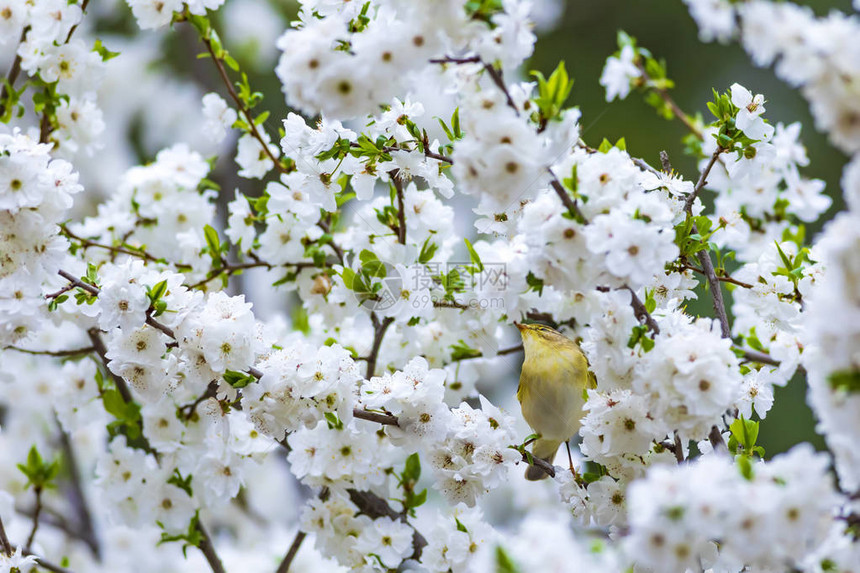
left=365, top=315, right=394, bottom=378
left=196, top=521, right=227, bottom=573
left=274, top=530, right=306, bottom=573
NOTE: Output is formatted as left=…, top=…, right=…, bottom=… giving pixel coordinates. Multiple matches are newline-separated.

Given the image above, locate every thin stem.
left=57, top=426, right=101, bottom=558
left=548, top=173, right=587, bottom=223
left=626, top=287, right=660, bottom=335
left=681, top=264, right=754, bottom=289
left=22, top=550, right=74, bottom=573
left=317, top=220, right=345, bottom=264
left=353, top=409, right=399, bottom=426
left=392, top=173, right=407, bottom=245
left=61, top=225, right=192, bottom=270
left=25, top=486, right=43, bottom=552
left=0, top=27, right=28, bottom=118
left=64, top=0, right=90, bottom=43
left=195, top=23, right=286, bottom=175
left=0, top=515, right=11, bottom=555
left=684, top=149, right=724, bottom=213
left=196, top=521, right=227, bottom=573
left=737, top=348, right=781, bottom=367
left=346, top=489, right=426, bottom=560
left=274, top=530, right=307, bottom=573
left=696, top=246, right=731, bottom=338
left=482, top=63, right=519, bottom=115
left=673, top=431, right=685, bottom=464
left=365, top=315, right=394, bottom=378
left=708, top=425, right=728, bottom=454
left=2, top=346, right=94, bottom=357
left=86, top=328, right=134, bottom=404
left=683, top=149, right=733, bottom=339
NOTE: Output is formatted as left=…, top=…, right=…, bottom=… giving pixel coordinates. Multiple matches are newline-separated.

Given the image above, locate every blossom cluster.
left=0, top=131, right=81, bottom=344
left=1, top=0, right=860, bottom=572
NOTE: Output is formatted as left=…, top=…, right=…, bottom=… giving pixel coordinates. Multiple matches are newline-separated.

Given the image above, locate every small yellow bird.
left=516, top=322, right=596, bottom=480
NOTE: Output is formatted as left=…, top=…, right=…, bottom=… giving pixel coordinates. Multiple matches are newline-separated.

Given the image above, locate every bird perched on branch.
left=515, top=322, right=596, bottom=481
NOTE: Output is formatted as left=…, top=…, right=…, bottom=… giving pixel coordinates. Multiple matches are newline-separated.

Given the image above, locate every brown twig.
left=0, top=27, right=28, bottom=119
left=684, top=149, right=724, bottom=214
left=391, top=173, right=407, bottom=245
left=680, top=264, right=754, bottom=289
left=737, top=348, right=781, bottom=367
left=626, top=287, right=660, bottom=335
left=482, top=63, right=519, bottom=115
left=365, top=314, right=394, bottom=378
left=708, top=425, right=728, bottom=454
left=61, top=225, right=192, bottom=270
left=274, top=530, right=306, bottom=573
left=86, top=328, right=134, bottom=404
left=179, top=381, right=219, bottom=421
left=347, top=489, right=427, bottom=560
left=24, top=487, right=43, bottom=553
left=548, top=174, right=587, bottom=223
left=316, top=220, right=345, bottom=264
left=637, top=62, right=703, bottom=140
left=196, top=521, right=226, bottom=573
left=63, top=0, right=90, bottom=43
left=2, top=346, right=94, bottom=357
left=681, top=149, right=733, bottom=339
left=352, top=409, right=399, bottom=426
left=193, top=22, right=286, bottom=175
left=0, top=515, right=11, bottom=555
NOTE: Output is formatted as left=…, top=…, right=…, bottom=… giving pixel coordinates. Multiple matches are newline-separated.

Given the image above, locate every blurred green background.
left=528, top=0, right=855, bottom=455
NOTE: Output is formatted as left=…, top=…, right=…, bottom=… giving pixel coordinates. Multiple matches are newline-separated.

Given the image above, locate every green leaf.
left=17, top=445, right=60, bottom=489
left=464, top=238, right=483, bottom=272
left=167, top=469, right=194, bottom=497
left=404, top=452, right=421, bottom=483
left=224, top=370, right=256, bottom=388
left=418, top=236, right=438, bottom=264
left=93, top=39, right=120, bottom=61
left=325, top=412, right=344, bottom=430
left=203, top=225, right=221, bottom=261
left=597, top=138, right=612, bottom=153
left=729, top=416, right=759, bottom=454
left=148, top=280, right=168, bottom=304
left=340, top=267, right=356, bottom=290
left=495, top=546, right=521, bottom=573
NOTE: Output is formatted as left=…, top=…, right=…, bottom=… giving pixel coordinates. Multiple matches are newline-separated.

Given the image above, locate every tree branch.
left=61, top=225, right=192, bottom=270
left=86, top=328, right=134, bottom=404
left=347, top=489, right=427, bottom=560
left=196, top=521, right=226, bottom=573
left=192, top=21, right=286, bottom=175
left=626, top=287, right=660, bottom=335
left=684, top=149, right=724, bottom=213
left=392, top=173, right=407, bottom=245
left=0, top=27, right=28, bottom=119
left=57, top=427, right=101, bottom=558
left=24, top=486, right=43, bottom=553
left=736, top=348, right=781, bottom=367
left=682, top=150, right=732, bottom=339
left=352, top=409, right=399, bottom=426
left=2, top=346, right=94, bottom=357
left=274, top=530, right=306, bottom=573
left=0, top=515, right=11, bottom=556
left=365, top=314, right=394, bottom=378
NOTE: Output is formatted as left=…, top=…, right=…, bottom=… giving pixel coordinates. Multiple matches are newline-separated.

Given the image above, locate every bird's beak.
left=514, top=322, right=525, bottom=331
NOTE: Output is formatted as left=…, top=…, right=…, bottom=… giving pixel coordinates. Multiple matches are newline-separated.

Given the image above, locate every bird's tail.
left=525, top=438, right=560, bottom=481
